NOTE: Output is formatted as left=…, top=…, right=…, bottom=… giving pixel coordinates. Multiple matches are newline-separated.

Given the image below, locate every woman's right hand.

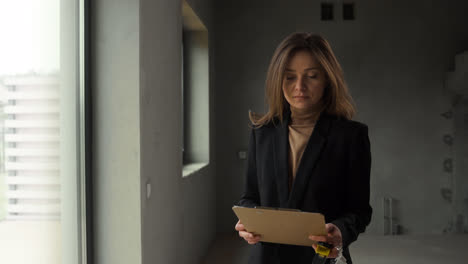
left=235, top=220, right=261, bottom=244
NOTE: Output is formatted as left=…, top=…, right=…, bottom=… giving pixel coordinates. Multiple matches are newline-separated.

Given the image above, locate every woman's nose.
left=294, top=76, right=306, bottom=91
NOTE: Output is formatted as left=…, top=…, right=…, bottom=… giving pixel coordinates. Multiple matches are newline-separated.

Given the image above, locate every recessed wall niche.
left=181, top=0, right=210, bottom=177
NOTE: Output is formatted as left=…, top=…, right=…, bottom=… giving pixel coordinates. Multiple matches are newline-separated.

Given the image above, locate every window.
left=343, top=3, right=355, bottom=20
left=181, top=0, right=210, bottom=177
left=321, top=3, right=334, bottom=21
left=0, top=0, right=90, bottom=263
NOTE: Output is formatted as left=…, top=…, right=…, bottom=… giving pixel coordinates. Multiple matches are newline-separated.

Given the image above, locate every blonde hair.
left=250, top=32, right=355, bottom=127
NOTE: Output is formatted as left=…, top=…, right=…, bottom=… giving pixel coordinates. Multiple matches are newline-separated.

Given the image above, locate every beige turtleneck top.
left=288, top=107, right=322, bottom=190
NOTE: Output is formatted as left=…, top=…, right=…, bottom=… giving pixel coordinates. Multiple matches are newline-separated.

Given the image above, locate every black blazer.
left=238, top=110, right=372, bottom=264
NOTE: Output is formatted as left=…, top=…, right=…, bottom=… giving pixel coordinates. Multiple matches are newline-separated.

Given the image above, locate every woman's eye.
left=308, top=75, right=317, bottom=79
left=286, top=76, right=295, bottom=80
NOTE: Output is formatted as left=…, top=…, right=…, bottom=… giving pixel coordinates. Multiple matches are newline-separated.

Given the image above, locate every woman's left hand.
left=308, top=223, right=343, bottom=258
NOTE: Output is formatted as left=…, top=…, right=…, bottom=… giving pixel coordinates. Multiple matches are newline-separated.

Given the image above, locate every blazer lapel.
left=287, top=113, right=332, bottom=208
left=273, top=112, right=291, bottom=208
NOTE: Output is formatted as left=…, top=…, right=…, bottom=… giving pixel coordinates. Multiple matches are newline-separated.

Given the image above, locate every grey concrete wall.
left=140, top=0, right=215, bottom=263
left=140, top=1, right=215, bottom=263
left=93, top=0, right=216, bottom=263
left=91, top=0, right=141, bottom=263
left=453, top=98, right=468, bottom=232
left=213, top=0, right=468, bottom=235
left=444, top=51, right=468, bottom=233
left=181, top=0, right=217, bottom=260
left=179, top=1, right=217, bottom=262
left=140, top=0, right=215, bottom=262
left=139, top=0, right=183, bottom=262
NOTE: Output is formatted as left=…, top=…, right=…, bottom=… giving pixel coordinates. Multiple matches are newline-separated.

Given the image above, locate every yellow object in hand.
left=315, top=242, right=332, bottom=258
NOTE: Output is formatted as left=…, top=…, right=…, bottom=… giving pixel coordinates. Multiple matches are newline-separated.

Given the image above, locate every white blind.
left=2, top=75, right=60, bottom=220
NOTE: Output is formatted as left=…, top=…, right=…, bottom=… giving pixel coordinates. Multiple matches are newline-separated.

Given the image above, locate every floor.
left=1, top=220, right=466, bottom=264
left=202, top=233, right=468, bottom=264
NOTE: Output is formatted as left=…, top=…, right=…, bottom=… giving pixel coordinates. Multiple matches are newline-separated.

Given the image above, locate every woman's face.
left=282, top=50, right=327, bottom=112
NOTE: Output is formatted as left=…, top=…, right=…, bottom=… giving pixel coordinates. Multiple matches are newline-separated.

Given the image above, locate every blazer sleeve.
left=331, top=124, right=373, bottom=249
left=237, top=128, right=260, bottom=208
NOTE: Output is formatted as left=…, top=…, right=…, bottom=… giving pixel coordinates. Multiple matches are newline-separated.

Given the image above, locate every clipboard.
left=232, top=206, right=327, bottom=247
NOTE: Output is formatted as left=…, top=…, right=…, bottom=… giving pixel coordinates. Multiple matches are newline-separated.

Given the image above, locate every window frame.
left=80, top=0, right=93, bottom=262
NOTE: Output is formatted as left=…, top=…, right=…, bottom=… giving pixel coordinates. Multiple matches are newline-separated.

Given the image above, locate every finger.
left=327, top=248, right=339, bottom=258
left=308, top=235, right=326, bottom=241
left=246, top=234, right=261, bottom=241
left=240, top=231, right=259, bottom=240
left=235, top=223, right=245, bottom=231
left=239, top=231, right=253, bottom=238
left=308, top=235, right=327, bottom=242
left=246, top=236, right=261, bottom=242
left=246, top=236, right=261, bottom=244
left=326, top=253, right=337, bottom=258
left=325, top=232, right=342, bottom=246
left=243, top=235, right=261, bottom=244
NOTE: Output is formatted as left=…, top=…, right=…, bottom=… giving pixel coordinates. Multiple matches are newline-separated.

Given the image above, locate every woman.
left=235, top=32, right=372, bottom=264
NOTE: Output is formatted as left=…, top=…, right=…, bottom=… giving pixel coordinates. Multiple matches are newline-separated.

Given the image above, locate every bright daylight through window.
left=0, top=0, right=87, bottom=263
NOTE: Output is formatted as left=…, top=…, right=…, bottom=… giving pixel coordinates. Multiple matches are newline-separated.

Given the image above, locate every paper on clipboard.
left=232, top=206, right=327, bottom=247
